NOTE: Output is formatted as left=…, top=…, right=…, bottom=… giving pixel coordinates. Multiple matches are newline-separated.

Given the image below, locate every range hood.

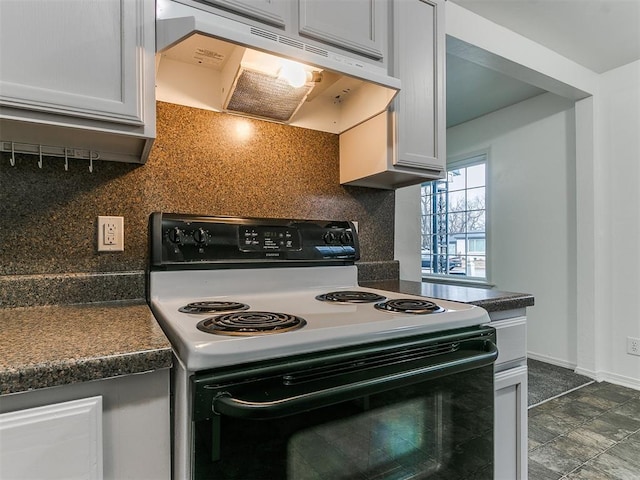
left=155, top=0, right=400, bottom=134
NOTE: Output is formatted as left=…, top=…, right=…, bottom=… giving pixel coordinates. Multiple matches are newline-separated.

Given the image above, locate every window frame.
left=420, top=150, right=490, bottom=285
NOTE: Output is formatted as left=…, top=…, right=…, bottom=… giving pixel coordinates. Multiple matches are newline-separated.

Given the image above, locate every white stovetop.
left=149, top=266, right=490, bottom=371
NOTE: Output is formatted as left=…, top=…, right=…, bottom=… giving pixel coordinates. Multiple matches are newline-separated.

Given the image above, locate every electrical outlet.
left=98, top=216, right=124, bottom=252
left=627, top=337, right=640, bottom=356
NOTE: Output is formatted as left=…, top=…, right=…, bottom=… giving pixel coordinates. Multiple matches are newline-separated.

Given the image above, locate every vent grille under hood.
left=225, top=68, right=313, bottom=122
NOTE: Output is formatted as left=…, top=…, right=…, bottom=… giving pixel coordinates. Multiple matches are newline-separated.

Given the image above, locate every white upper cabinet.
left=177, top=0, right=388, bottom=67
left=340, top=0, right=446, bottom=189
left=298, top=0, right=386, bottom=60
left=193, top=0, right=290, bottom=28
left=392, top=0, right=445, bottom=172
left=1, top=0, right=142, bottom=125
left=0, top=0, right=156, bottom=164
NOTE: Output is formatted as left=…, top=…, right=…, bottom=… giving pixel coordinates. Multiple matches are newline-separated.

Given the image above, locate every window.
left=421, top=154, right=487, bottom=280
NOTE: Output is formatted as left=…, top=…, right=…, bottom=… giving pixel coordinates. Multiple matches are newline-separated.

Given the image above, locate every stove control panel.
left=149, top=213, right=360, bottom=268
left=238, top=226, right=301, bottom=252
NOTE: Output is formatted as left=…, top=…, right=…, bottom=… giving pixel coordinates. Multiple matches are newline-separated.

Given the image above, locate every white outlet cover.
left=628, top=337, right=640, bottom=356
left=97, top=216, right=124, bottom=252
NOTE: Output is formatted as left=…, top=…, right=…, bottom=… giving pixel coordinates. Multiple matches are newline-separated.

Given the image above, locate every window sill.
left=421, top=275, right=495, bottom=289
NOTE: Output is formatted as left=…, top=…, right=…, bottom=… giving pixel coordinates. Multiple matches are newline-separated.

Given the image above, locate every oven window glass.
left=194, top=364, right=493, bottom=479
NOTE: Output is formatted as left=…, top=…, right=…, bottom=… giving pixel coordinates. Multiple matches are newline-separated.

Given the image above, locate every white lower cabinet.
left=0, top=396, right=103, bottom=480
left=494, top=365, right=528, bottom=480
left=490, top=313, right=528, bottom=480
left=0, top=369, right=170, bottom=480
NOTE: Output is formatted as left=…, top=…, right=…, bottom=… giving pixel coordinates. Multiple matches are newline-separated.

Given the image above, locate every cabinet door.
left=392, top=0, right=445, bottom=173
left=194, top=0, right=290, bottom=28
left=0, top=0, right=146, bottom=125
left=0, top=396, right=103, bottom=480
left=494, top=366, right=528, bottom=480
left=298, top=0, right=385, bottom=60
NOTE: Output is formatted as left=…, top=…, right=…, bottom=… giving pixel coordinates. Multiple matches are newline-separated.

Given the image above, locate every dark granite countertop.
left=361, top=280, right=534, bottom=313
left=0, top=300, right=172, bottom=395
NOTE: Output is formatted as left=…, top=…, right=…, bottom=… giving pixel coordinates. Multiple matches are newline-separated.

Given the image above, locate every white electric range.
left=147, top=213, right=495, bottom=480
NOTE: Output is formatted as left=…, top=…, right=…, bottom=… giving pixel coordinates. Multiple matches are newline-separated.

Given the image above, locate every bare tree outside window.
left=421, top=155, right=487, bottom=280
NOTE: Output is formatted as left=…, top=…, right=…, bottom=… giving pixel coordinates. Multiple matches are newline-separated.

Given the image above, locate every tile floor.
left=528, top=381, right=640, bottom=479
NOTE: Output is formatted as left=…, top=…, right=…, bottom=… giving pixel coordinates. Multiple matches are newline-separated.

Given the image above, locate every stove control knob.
left=168, top=227, right=184, bottom=245
left=323, top=231, right=337, bottom=244
left=340, top=231, right=353, bottom=245
left=193, top=228, right=208, bottom=245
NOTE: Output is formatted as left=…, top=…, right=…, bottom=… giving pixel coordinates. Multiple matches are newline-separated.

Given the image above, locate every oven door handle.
left=212, top=340, right=498, bottom=420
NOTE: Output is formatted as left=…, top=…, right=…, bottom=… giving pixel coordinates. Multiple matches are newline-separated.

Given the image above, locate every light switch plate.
left=98, top=216, right=124, bottom=252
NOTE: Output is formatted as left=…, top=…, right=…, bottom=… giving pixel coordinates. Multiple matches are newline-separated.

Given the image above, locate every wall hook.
left=64, top=149, right=69, bottom=171
left=9, top=142, right=16, bottom=166
left=89, top=151, right=94, bottom=173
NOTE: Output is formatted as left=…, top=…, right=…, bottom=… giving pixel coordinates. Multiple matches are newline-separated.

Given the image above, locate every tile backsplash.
left=0, top=102, right=396, bottom=285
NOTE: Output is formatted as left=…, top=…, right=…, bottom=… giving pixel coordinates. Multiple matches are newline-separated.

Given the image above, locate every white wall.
left=446, top=93, right=578, bottom=365
left=596, top=60, right=640, bottom=386
left=395, top=93, right=579, bottom=365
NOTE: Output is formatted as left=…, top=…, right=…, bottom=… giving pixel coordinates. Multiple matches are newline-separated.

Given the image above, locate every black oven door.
left=192, top=326, right=497, bottom=480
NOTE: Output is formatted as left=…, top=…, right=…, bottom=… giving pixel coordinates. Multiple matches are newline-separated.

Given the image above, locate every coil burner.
left=179, top=301, right=250, bottom=314
left=196, top=311, right=307, bottom=336
left=315, top=291, right=387, bottom=304
left=374, top=299, right=445, bottom=315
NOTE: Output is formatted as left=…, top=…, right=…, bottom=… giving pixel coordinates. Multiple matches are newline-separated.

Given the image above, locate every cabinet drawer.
left=491, top=316, right=527, bottom=366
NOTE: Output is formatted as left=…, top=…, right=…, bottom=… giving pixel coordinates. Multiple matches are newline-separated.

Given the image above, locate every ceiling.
left=446, top=50, right=546, bottom=127
left=446, top=0, right=640, bottom=127
left=451, top=0, right=640, bottom=74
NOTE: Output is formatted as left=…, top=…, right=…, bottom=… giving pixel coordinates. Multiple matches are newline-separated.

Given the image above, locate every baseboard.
left=574, top=366, right=598, bottom=379
left=528, top=353, right=640, bottom=392
left=592, top=371, right=640, bottom=391
left=527, top=351, right=578, bottom=370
